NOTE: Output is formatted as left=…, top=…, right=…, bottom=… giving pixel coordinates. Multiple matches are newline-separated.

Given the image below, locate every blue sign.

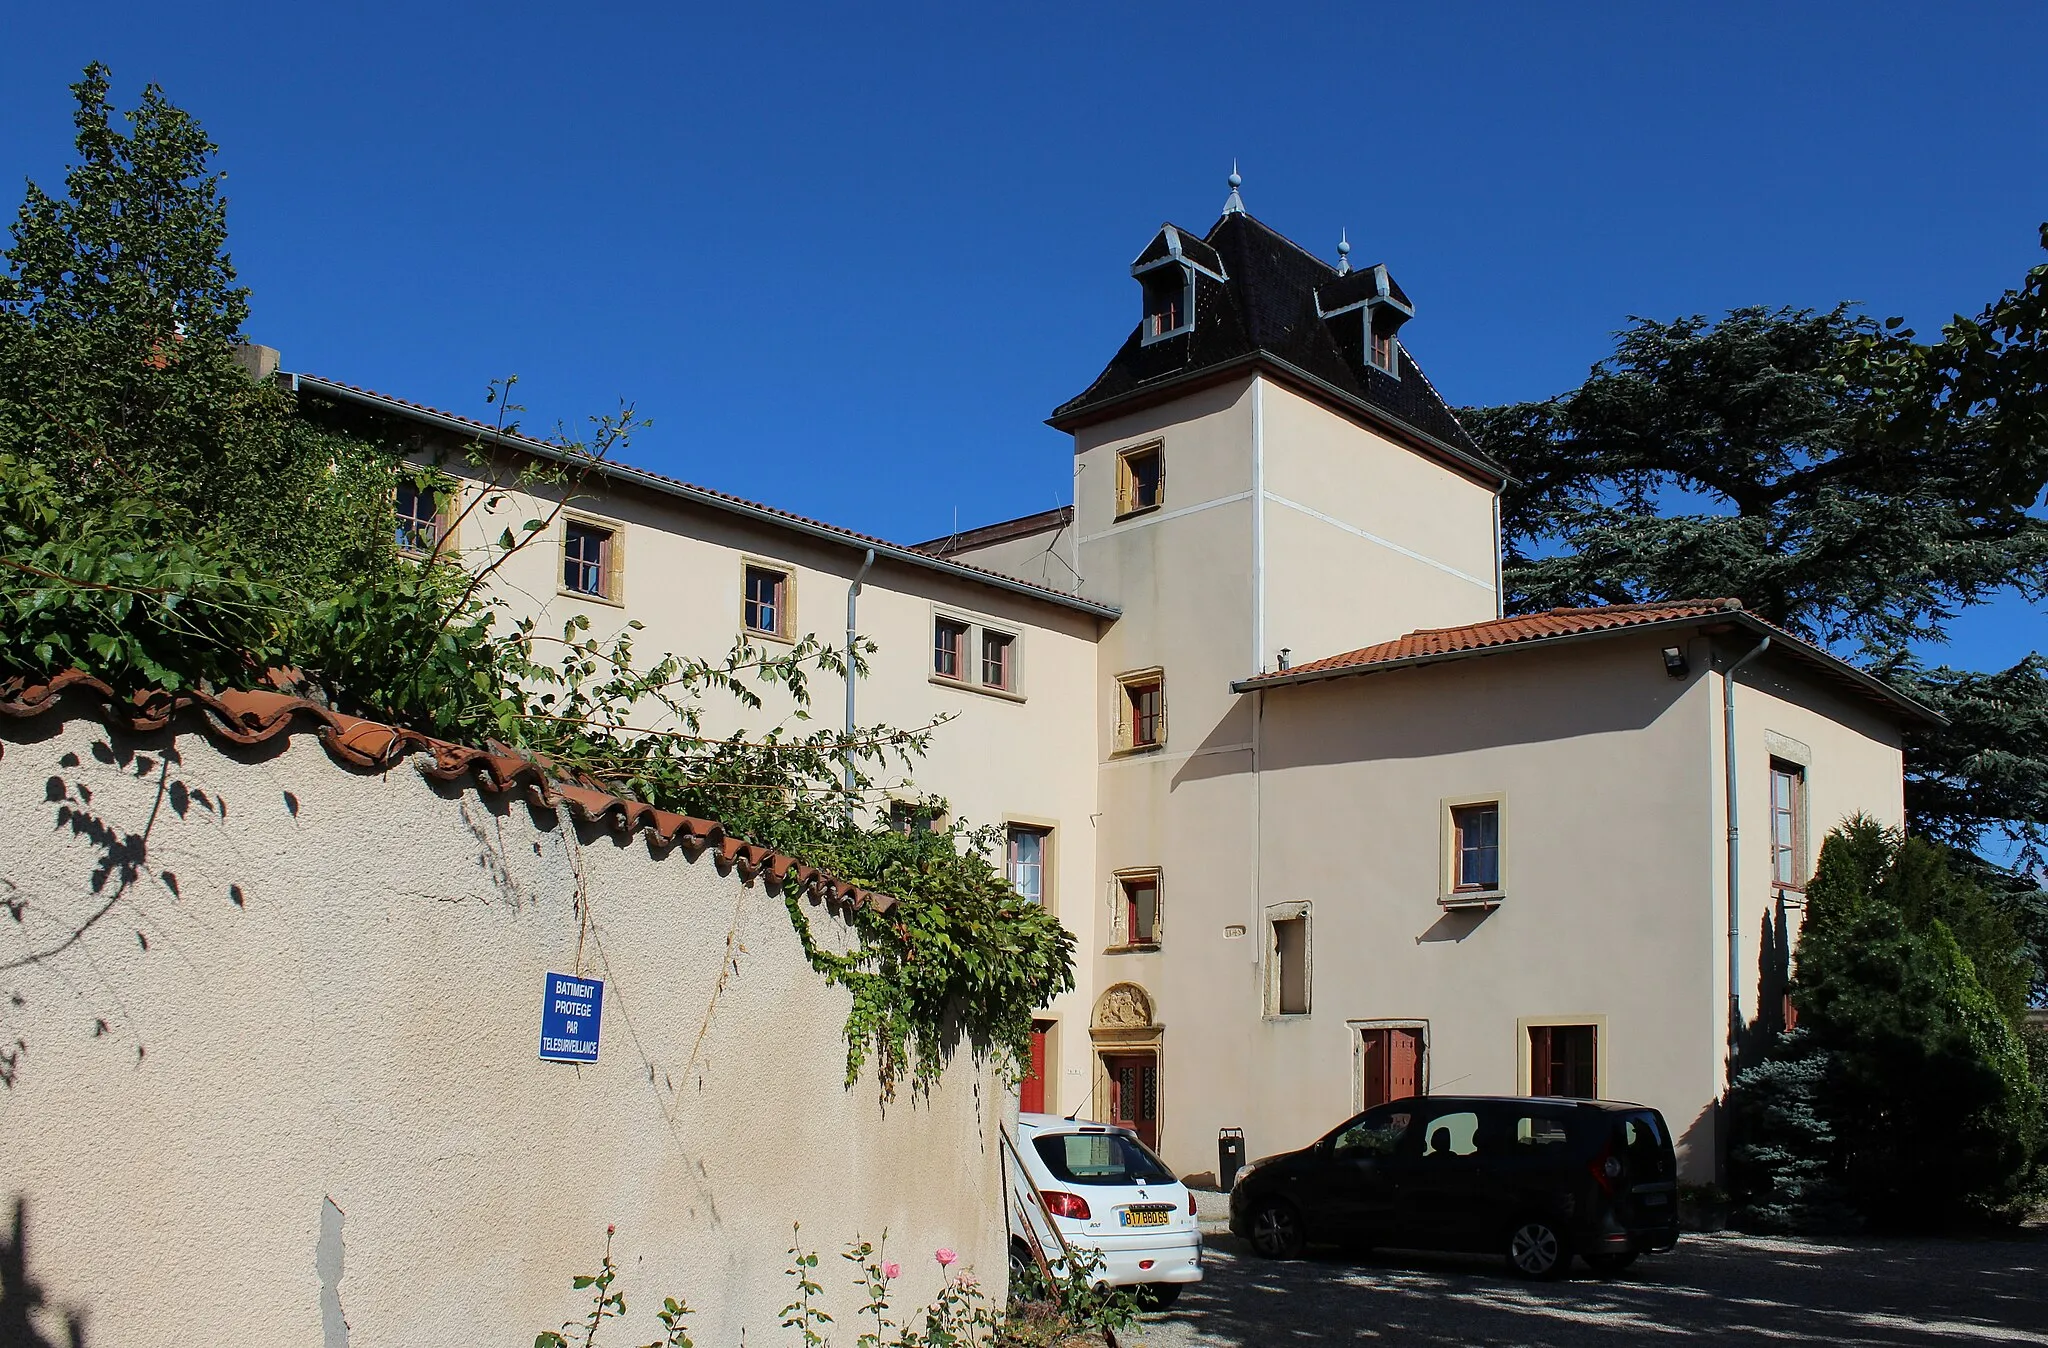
left=539, top=972, right=604, bottom=1063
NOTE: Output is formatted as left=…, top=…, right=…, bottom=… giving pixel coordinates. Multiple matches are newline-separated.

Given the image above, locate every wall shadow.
left=0, top=1199, right=83, bottom=1348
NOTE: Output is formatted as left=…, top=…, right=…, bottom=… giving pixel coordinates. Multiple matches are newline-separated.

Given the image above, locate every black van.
left=1227, top=1096, right=1679, bottom=1278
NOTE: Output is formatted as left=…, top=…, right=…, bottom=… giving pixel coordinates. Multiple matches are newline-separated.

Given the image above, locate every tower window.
left=1369, top=328, right=1396, bottom=373
left=1116, top=669, right=1166, bottom=751
left=1115, top=442, right=1164, bottom=517
left=1141, top=269, right=1192, bottom=342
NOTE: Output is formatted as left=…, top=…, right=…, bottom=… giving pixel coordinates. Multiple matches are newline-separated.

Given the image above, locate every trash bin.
left=1218, top=1128, right=1246, bottom=1193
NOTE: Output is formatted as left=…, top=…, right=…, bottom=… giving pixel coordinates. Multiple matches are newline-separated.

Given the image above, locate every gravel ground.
left=1125, top=1196, right=2048, bottom=1346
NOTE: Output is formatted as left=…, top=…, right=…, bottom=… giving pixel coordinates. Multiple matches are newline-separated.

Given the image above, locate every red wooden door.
left=1361, top=1027, right=1423, bottom=1109
left=1020, top=1021, right=1051, bottom=1114
left=1103, top=1053, right=1159, bottom=1149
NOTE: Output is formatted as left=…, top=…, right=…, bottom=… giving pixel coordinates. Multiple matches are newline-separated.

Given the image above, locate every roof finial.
left=1222, top=161, right=1245, bottom=216
left=1335, top=229, right=1351, bottom=275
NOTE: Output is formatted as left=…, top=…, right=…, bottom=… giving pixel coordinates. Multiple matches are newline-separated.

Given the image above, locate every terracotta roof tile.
left=1, top=670, right=893, bottom=913
left=1246, top=600, right=1745, bottom=684
left=1234, top=599, right=1939, bottom=726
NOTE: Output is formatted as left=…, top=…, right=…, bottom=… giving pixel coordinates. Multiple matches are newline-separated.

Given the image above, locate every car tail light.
left=1188, top=1191, right=1197, bottom=1216
left=1588, top=1143, right=1620, bottom=1196
left=1041, top=1190, right=1091, bottom=1220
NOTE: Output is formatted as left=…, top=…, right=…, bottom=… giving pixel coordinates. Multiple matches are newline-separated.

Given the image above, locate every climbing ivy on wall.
left=783, top=824, right=1076, bottom=1097
left=0, top=66, right=1074, bottom=1098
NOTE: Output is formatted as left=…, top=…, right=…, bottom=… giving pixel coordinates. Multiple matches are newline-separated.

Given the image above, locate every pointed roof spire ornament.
left=1222, top=161, right=1245, bottom=216
left=1335, top=229, right=1351, bottom=275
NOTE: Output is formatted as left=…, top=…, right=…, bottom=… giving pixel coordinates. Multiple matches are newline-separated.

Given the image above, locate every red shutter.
left=1530, top=1025, right=1552, bottom=1095
left=1361, top=1030, right=1387, bottom=1109
left=1390, top=1028, right=1421, bottom=1099
left=1020, top=1023, right=1049, bottom=1114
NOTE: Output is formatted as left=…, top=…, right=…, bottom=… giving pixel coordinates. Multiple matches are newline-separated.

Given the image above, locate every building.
left=281, top=176, right=1934, bottom=1185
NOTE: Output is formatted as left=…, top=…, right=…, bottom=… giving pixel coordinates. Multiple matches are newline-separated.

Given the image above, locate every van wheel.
left=1137, top=1283, right=1183, bottom=1310
left=1506, top=1218, right=1572, bottom=1279
left=1248, top=1199, right=1306, bottom=1259
left=1583, top=1251, right=1638, bottom=1276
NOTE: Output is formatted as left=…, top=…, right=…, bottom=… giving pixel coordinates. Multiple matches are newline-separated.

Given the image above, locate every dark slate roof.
left=1132, top=223, right=1226, bottom=279
left=1315, top=263, right=1411, bottom=316
left=1050, top=212, right=1500, bottom=481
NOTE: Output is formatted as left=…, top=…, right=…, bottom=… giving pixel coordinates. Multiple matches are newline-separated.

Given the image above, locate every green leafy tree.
left=0, top=68, right=1072, bottom=1099
left=1464, top=238, right=2048, bottom=993
left=0, top=63, right=410, bottom=690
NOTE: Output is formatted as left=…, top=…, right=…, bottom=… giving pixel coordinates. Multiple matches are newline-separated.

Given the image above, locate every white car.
left=1006, top=1113, right=1203, bottom=1308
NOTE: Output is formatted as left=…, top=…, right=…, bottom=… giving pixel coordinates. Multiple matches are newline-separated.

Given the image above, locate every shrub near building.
left=1733, top=817, right=2047, bottom=1229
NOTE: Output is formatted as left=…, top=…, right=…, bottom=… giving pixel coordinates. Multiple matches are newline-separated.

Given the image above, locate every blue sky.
left=5, top=2, right=2044, bottom=668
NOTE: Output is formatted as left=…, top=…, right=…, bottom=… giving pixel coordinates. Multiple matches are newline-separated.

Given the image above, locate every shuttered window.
left=1529, top=1024, right=1597, bottom=1098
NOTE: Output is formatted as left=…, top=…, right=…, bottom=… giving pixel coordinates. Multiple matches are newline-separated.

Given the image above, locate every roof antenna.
left=1335, top=229, right=1351, bottom=275
left=1222, top=161, right=1245, bottom=216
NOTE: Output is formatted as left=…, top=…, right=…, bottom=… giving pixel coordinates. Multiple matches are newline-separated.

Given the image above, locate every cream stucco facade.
left=0, top=199, right=1933, bottom=1343
left=286, top=200, right=1925, bottom=1195
left=0, top=707, right=1007, bottom=1347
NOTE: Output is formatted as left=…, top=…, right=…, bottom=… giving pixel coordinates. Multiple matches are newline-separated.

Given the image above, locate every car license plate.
left=1642, top=1192, right=1669, bottom=1206
left=1121, top=1207, right=1171, bottom=1228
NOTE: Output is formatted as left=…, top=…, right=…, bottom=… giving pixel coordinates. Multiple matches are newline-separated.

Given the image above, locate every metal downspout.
left=844, top=548, right=876, bottom=795
left=1722, top=636, right=1771, bottom=1083
left=1492, top=492, right=1504, bottom=619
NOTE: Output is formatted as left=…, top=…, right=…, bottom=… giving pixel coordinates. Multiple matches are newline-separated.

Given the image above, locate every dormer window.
left=1315, top=262, right=1413, bottom=382
left=1370, top=329, right=1396, bottom=374
left=1142, top=269, right=1191, bottom=342
left=1129, top=224, right=1225, bottom=347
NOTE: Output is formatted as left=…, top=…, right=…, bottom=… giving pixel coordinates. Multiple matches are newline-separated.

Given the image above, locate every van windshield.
left=1033, top=1131, right=1176, bottom=1187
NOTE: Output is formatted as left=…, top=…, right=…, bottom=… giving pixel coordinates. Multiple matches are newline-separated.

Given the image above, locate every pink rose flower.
left=882, top=1261, right=901, bottom=1281
left=935, top=1248, right=957, bottom=1267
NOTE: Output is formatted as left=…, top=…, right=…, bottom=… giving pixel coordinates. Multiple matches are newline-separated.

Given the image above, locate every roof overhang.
left=1232, top=611, right=1945, bottom=728
left=1048, top=351, right=1512, bottom=491
left=292, top=374, right=1121, bottom=621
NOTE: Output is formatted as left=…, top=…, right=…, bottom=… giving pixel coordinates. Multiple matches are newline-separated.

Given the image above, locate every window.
left=743, top=564, right=789, bottom=638
left=1331, top=1108, right=1413, bottom=1161
left=1269, top=909, right=1310, bottom=1016
left=930, top=613, right=1026, bottom=697
left=1530, top=1024, right=1598, bottom=1098
left=395, top=479, right=452, bottom=554
left=1449, top=801, right=1502, bottom=894
left=1115, top=443, right=1164, bottom=517
left=1116, top=670, right=1165, bottom=752
left=1007, top=825, right=1049, bottom=906
left=982, top=630, right=1016, bottom=690
left=1771, top=761, right=1805, bottom=890
left=1509, top=1111, right=1576, bottom=1152
left=1141, top=271, right=1189, bottom=341
left=888, top=801, right=943, bottom=834
left=933, top=617, right=969, bottom=680
left=1369, top=329, right=1396, bottom=374
left=1113, top=870, right=1160, bottom=948
left=1416, top=1108, right=1481, bottom=1159
left=1031, top=1129, right=1173, bottom=1187
left=562, top=519, right=618, bottom=600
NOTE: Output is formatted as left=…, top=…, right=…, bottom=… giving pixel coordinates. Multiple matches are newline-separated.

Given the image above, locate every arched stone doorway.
left=1090, top=982, right=1162, bottom=1150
